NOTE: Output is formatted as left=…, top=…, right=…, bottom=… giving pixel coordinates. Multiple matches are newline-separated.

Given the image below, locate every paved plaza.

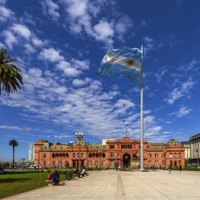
left=2, top=169, right=200, bottom=200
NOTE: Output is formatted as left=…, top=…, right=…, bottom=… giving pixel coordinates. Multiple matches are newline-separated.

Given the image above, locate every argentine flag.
left=97, top=46, right=142, bottom=83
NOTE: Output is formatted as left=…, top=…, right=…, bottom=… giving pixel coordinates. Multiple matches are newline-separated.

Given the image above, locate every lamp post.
left=76, top=132, right=84, bottom=171
left=22, top=158, right=25, bottom=170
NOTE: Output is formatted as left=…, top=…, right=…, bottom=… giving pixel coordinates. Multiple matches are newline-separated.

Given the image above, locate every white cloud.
left=38, top=47, right=64, bottom=62
left=56, top=60, right=81, bottom=77
left=24, top=43, right=36, bottom=54
left=169, top=106, right=192, bottom=118
left=0, top=5, right=14, bottom=21
left=11, top=24, right=31, bottom=40
left=41, top=0, right=60, bottom=21
left=178, top=59, right=199, bottom=72
left=2, top=30, right=18, bottom=50
left=93, top=19, right=114, bottom=41
left=32, top=36, right=45, bottom=47
left=72, top=79, right=87, bottom=87
left=155, top=68, right=168, bottom=83
left=165, top=79, right=196, bottom=104
left=143, top=36, right=155, bottom=54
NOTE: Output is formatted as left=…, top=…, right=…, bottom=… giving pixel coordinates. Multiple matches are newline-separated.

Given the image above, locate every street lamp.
left=22, top=158, right=25, bottom=170
left=76, top=132, right=84, bottom=171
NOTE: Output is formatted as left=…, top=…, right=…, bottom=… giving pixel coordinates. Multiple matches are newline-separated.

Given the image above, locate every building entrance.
left=123, top=154, right=131, bottom=168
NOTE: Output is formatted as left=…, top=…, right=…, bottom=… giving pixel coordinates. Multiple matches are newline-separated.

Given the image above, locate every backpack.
left=47, top=174, right=51, bottom=180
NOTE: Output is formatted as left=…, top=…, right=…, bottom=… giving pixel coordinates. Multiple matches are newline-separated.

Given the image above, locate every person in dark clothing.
left=50, top=170, right=64, bottom=185
left=179, top=165, right=182, bottom=171
left=74, top=167, right=81, bottom=178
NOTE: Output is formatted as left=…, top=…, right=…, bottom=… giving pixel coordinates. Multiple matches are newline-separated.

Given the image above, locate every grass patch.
left=0, top=170, right=66, bottom=199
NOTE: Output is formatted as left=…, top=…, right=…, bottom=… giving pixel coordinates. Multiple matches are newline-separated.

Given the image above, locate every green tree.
left=0, top=48, right=23, bottom=95
left=9, top=139, right=19, bottom=168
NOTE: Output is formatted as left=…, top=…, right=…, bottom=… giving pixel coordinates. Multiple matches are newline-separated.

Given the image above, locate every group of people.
left=168, top=165, right=182, bottom=174
left=74, top=166, right=89, bottom=177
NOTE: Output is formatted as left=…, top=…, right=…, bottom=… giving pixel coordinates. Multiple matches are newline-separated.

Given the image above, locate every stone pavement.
left=2, top=169, right=200, bottom=200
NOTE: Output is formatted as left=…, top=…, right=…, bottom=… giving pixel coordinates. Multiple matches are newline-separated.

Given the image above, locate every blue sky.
left=0, top=0, right=200, bottom=161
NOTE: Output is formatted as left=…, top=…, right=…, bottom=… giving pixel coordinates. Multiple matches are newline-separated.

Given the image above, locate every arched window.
left=110, top=152, right=114, bottom=158
left=89, top=153, right=92, bottom=157
left=52, top=153, right=55, bottom=158
left=43, top=153, right=47, bottom=158
left=148, top=154, right=151, bottom=158
left=73, top=153, right=76, bottom=158
left=102, top=153, right=106, bottom=158
left=96, top=153, right=99, bottom=157
left=174, top=153, right=177, bottom=158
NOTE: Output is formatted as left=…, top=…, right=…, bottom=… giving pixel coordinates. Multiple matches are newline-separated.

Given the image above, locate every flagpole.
left=140, top=44, right=144, bottom=171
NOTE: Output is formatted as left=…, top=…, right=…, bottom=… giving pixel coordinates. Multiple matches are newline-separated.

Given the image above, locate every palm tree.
left=9, top=139, right=19, bottom=169
left=0, top=48, right=23, bottom=95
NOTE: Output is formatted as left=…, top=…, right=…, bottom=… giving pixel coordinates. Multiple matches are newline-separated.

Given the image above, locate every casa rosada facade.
left=34, top=136, right=185, bottom=169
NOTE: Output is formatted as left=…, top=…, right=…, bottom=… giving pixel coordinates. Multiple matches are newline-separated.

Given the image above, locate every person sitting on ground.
left=50, top=170, right=64, bottom=185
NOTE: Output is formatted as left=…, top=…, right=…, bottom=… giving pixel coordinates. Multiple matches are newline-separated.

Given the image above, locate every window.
left=73, top=153, right=76, bottom=158
left=95, top=161, right=98, bottom=167
left=110, top=145, right=115, bottom=149
left=110, top=160, right=114, bottom=166
left=174, top=153, right=176, bottom=158
left=121, top=144, right=132, bottom=149
left=155, top=154, right=158, bottom=158
left=43, top=154, right=46, bottom=158
left=81, top=153, right=84, bottom=158
left=58, top=161, right=62, bottom=167
left=52, top=161, right=55, bottom=167
left=148, top=154, right=152, bottom=158
left=110, top=152, right=114, bottom=158
left=170, top=153, right=172, bottom=158
left=178, top=153, right=181, bottom=158
left=148, top=161, right=151, bottom=166
left=88, top=160, right=92, bottom=166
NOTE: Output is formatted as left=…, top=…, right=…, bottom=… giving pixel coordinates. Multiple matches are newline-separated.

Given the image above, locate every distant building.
left=28, top=143, right=35, bottom=161
left=189, top=133, right=200, bottom=165
left=34, top=136, right=184, bottom=169
left=102, top=139, right=114, bottom=145
left=181, top=141, right=191, bottom=160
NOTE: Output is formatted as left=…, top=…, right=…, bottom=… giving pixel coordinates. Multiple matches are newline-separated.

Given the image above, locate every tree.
left=0, top=48, right=23, bottom=95
left=9, top=139, right=19, bottom=168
